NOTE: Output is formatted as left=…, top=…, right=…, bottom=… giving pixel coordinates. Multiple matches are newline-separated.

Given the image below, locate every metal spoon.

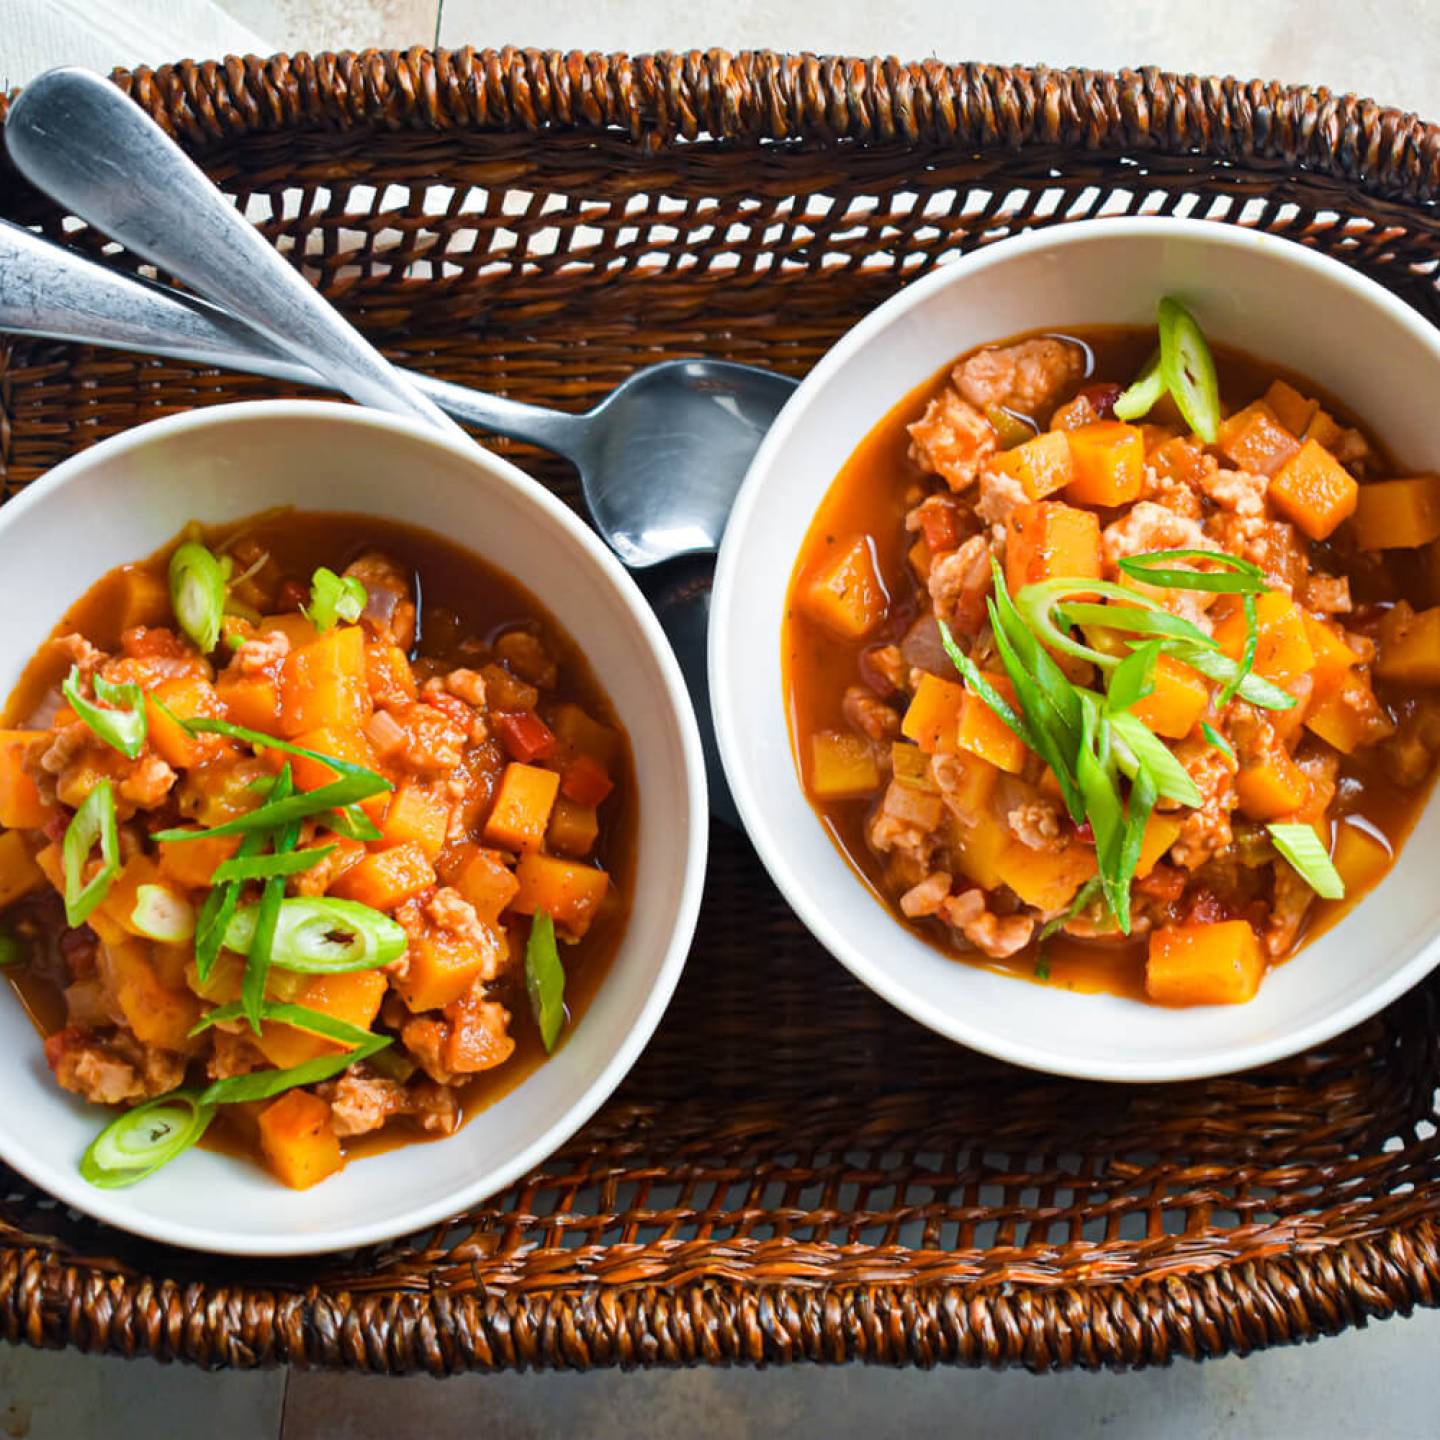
left=3, top=69, right=798, bottom=819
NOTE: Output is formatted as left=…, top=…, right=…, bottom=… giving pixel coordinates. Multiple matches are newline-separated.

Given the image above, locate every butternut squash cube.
left=955, top=675, right=1027, bottom=774
left=0, top=730, right=55, bottom=829
left=1064, top=422, right=1146, bottom=506
left=1305, top=673, right=1395, bottom=753
left=1136, top=814, right=1184, bottom=878
left=257, top=1090, right=344, bottom=1190
left=392, top=928, right=498, bottom=1012
left=158, top=831, right=240, bottom=892
left=1352, top=476, right=1440, bottom=550
left=1302, top=613, right=1360, bottom=701
left=946, top=799, right=1008, bottom=891
left=279, top=625, right=370, bottom=737
left=1216, top=401, right=1299, bottom=477
left=1214, top=592, right=1315, bottom=684
left=328, top=841, right=436, bottom=911
left=147, top=675, right=227, bottom=770
left=1332, top=820, right=1392, bottom=896
left=511, top=852, right=610, bottom=938
left=1146, top=920, right=1266, bottom=1005
left=100, top=938, right=200, bottom=1051
left=548, top=798, right=600, bottom=858
left=801, top=536, right=887, bottom=639
left=381, top=781, right=452, bottom=858
left=1377, top=604, right=1440, bottom=686
left=1005, top=502, right=1101, bottom=593
left=1129, top=655, right=1209, bottom=738
left=901, top=673, right=966, bottom=755
left=808, top=731, right=881, bottom=798
left=289, top=724, right=387, bottom=821
left=483, top=763, right=561, bottom=853
left=216, top=670, right=282, bottom=732
left=1263, top=380, right=1319, bottom=437
left=1268, top=439, right=1359, bottom=540
left=991, top=430, right=1074, bottom=500
left=453, top=847, right=521, bottom=927
left=995, top=840, right=1095, bottom=912
left=0, top=830, right=44, bottom=910
left=256, top=970, right=387, bottom=1069
left=1235, top=748, right=1311, bottom=820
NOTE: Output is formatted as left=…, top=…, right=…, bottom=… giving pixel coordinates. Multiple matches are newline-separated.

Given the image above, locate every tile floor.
left=6, top=1, right=1440, bottom=1434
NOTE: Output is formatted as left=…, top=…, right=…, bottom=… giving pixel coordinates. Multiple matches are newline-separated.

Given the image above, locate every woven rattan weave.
left=1, top=49, right=1439, bottom=1373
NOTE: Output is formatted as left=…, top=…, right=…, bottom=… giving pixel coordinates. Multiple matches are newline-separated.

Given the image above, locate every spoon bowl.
left=575, top=360, right=798, bottom=568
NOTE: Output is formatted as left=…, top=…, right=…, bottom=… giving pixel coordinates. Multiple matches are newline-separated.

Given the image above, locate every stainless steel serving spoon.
left=5, top=67, right=799, bottom=823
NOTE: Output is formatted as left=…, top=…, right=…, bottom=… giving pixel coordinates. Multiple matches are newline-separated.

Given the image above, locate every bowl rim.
left=0, top=397, right=708, bottom=1253
left=711, top=214, right=1440, bottom=1083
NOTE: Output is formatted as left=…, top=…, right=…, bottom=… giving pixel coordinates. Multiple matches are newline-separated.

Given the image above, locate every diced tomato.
left=423, top=688, right=473, bottom=730
left=494, top=711, right=558, bottom=763
left=917, top=502, right=962, bottom=554
left=277, top=578, right=309, bottom=612
left=1079, top=383, right=1122, bottom=420
left=559, top=751, right=614, bottom=807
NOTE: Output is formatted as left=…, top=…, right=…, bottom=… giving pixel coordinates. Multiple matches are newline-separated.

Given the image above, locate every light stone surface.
left=7, top=1, right=1440, bottom=1434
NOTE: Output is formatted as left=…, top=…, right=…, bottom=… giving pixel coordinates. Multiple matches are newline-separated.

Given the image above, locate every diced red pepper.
left=494, top=710, right=559, bottom=763
left=560, top=751, right=614, bottom=807
left=917, top=501, right=962, bottom=554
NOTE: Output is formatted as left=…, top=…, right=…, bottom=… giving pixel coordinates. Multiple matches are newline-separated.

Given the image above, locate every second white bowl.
left=711, top=216, right=1440, bottom=1082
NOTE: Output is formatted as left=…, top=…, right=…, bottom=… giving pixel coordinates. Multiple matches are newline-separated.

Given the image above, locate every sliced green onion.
left=1201, top=722, right=1236, bottom=761
left=323, top=805, right=383, bottom=842
left=1117, top=549, right=1266, bottom=594
left=1106, top=640, right=1162, bottom=713
left=990, top=564, right=1083, bottom=742
left=240, top=766, right=299, bottom=1034
left=190, top=998, right=377, bottom=1048
left=1158, top=296, right=1220, bottom=444
left=1217, top=590, right=1258, bottom=708
left=79, top=1089, right=214, bottom=1189
left=985, top=593, right=1085, bottom=823
left=936, top=619, right=1039, bottom=752
left=1117, top=762, right=1158, bottom=905
left=169, top=541, right=227, bottom=655
left=1075, top=702, right=1128, bottom=930
left=1108, top=710, right=1203, bottom=807
left=61, top=666, right=147, bottom=759
left=1163, top=642, right=1295, bottom=711
left=62, top=779, right=120, bottom=927
left=303, top=567, right=367, bottom=632
left=151, top=770, right=389, bottom=844
left=198, top=1033, right=392, bottom=1107
left=1112, top=348, right=1164, bottom=422
left=210, top=845, right=334, bottom=885
left=0, top=926, right=27, bottom=966
left=223, top=896, right=407, bottom=972
left=194, top=825, right=267, bottom=982
left=1056, top=601, right=1214, bottom=649
left=525, top=909, right=566, bottom=1052
left=1267, top=823, right=1345, bottom=901
left=131, top=884, right=196, bottom=943
left=182, top=718, right=382, bottom=779
left=1015, top=578, right=1211, bottom=670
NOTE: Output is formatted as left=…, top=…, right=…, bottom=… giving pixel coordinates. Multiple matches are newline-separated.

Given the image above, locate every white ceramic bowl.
left=0, top=399, right=706, bottom=1253
left=712, top=215, right=1440, bottom=1083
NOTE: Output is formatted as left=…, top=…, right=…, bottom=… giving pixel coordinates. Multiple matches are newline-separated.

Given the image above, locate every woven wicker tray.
left=1, top=49, right=1439, bottom=1374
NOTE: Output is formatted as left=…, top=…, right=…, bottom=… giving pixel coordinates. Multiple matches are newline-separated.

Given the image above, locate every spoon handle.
left=5, top=68, right=463, bottom=441
left=0, top=217, right=590, bottom=455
